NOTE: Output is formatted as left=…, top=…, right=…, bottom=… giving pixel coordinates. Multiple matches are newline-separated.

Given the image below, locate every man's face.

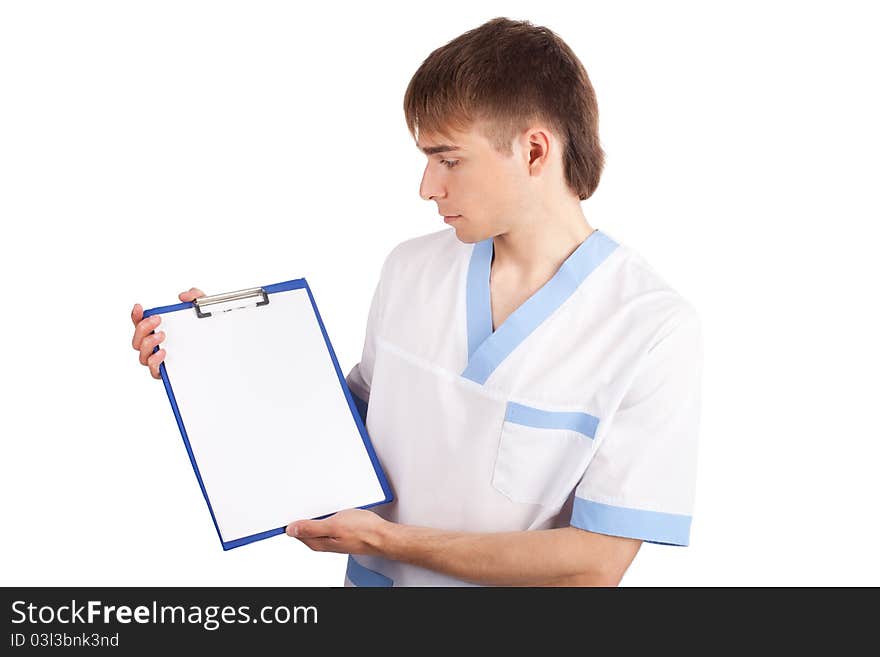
left=417, top=122, right=530, bottom=243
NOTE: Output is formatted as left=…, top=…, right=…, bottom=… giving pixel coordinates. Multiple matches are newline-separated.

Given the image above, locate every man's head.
left=404, top=17, right=604, bottom=243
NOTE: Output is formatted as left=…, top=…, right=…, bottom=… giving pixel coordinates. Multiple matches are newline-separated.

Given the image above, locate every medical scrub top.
left=343, top=227, right=702, bottom=587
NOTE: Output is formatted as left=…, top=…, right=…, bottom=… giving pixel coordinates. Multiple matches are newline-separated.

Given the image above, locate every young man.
left=131, top=17, right=702, bottom=587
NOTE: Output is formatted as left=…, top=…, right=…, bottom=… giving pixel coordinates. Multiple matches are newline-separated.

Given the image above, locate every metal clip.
left=193, top=287, right=270, bottom=318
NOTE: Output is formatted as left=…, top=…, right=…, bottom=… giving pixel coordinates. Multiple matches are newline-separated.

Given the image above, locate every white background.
left=1, top=1, right=877, bottom=586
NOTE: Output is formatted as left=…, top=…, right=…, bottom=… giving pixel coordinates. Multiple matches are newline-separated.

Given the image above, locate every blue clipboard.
left=143, top=278, right=393, bottom=550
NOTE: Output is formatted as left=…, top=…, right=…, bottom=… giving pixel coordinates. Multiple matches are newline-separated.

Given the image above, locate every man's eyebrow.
left=419, top=144, right=462, bottom=155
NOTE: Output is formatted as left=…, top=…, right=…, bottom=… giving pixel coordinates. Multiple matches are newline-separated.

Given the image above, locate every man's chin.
left=448, top=223, right=488, bottom=245
left=453, top=234, right=479, bottom=245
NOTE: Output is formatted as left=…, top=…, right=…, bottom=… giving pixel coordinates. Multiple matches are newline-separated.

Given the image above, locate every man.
left=131, top=17, right=702, bottom=587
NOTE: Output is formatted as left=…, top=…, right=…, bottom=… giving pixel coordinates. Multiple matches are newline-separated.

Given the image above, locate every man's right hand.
left=131, top=287, right=205, bottom=379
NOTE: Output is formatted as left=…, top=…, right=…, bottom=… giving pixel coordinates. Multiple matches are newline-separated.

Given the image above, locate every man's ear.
left=526, top=129, right=552, bottom=175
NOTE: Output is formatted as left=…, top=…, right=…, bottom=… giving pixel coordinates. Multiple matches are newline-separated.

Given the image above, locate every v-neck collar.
left=463, top=229, right=619, bottom=384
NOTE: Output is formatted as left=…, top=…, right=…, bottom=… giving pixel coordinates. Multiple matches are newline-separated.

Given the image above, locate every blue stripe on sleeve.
left=570, top=497, right=692, bottom=547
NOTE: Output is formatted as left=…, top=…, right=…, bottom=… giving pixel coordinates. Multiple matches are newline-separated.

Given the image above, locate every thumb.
left=286, top=519, right=330, bottom=539
left=178, top=287, right=206, bottom=302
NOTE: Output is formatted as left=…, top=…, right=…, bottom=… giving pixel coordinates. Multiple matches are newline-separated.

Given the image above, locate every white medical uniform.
left=343, top=227, right=702, bottom=587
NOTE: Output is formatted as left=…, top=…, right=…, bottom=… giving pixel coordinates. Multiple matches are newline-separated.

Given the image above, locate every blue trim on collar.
left=466, top=238, right=495, bottom=361
left=462, top=230, right=618, bottom=384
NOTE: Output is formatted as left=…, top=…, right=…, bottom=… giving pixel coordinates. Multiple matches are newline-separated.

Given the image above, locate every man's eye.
left=440, top=159, right=460, bottom=169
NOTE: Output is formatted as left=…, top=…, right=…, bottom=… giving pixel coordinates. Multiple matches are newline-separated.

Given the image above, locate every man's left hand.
left=286, top=509, right=391, bottom=556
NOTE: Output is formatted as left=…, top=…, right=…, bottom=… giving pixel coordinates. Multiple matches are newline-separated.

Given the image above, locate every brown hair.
left=403, top=17, right=604, bottom=200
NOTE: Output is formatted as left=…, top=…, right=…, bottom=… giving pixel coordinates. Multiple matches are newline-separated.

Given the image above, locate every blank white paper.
left=158, top=287, right=386, bottom=544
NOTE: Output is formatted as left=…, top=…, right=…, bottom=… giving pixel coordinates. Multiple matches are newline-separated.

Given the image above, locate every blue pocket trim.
left=346, top=555, right=393, bottom=587
left=570, top=497, right=692, bottom=547
left=505, top=401, right=599, bottom=439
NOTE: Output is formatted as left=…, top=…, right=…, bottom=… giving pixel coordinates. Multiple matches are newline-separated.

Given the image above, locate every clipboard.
left=143, top=278, right=393, bottom=550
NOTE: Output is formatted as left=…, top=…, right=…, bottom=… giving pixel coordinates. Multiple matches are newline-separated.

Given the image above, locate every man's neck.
left=491, top=204, right=595, bottom=285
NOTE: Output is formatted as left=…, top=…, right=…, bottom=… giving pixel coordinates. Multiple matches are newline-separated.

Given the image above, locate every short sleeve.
left=345, top=260, right=386, bottom=424
left=570, top=307, right=703, bottom=546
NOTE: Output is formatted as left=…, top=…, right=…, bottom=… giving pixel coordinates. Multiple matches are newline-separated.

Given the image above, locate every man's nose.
left=419, top=166, right=445, bottom=201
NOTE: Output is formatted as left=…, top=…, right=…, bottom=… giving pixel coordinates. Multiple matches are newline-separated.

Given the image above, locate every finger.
left=139, top=331, right=166, bottom=366
left=147, top=348, right=166, bottom=379
left=131, top=315, right=161, bottom=350
left=296, top=537, right=339, bottom=553
left=131, top=303, right=143, bottom=327
left=286, top=519, right=333, bottom=539
left=178, top=287, right=206, bottom=302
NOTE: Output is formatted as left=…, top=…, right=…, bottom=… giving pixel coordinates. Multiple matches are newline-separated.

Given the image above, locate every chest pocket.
left=491, top=401, right=599, bottom=506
